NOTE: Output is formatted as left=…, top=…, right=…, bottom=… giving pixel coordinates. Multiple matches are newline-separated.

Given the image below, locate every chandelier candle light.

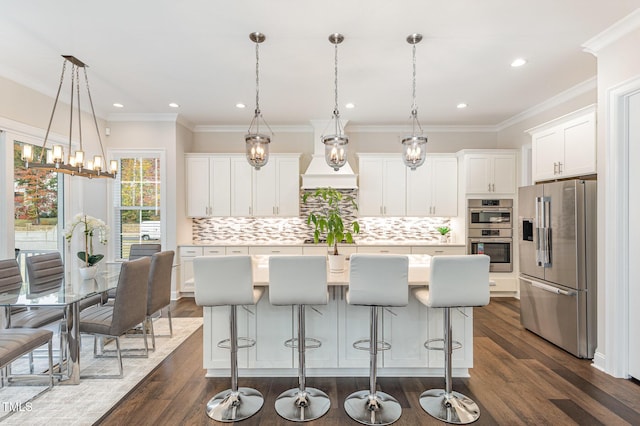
left=245, top=32, right=273, bottom=170
left=402, top=34, right=428, bottom=170
left=21, top=55, right=117, bottom=179
left=322, top=33, right=349, bottom=171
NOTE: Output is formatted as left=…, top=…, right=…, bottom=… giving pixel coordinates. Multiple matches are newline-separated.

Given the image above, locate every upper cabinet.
left=358, top=155, right=406, bottom=216
left=185, top=154, right=231, bottom=217
left=188, top=154, right=300, bottom=218
left=406, top=155, right=458, bottom=216
left=460, top=150, right=517, bottom=196
left=528, top=105, right=596, bottom=183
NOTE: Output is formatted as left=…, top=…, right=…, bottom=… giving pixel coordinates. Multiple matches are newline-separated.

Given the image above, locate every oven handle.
left=468, top=208, right=512, bottom=213
left=469, top=238, right=513, bottom=243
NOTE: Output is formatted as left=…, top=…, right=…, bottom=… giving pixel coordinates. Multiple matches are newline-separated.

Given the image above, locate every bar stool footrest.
left=217, top=337, right=256, bottom=350
left=424, top=338, right=462, bottom=351
left=284, top=337, right=322, bottom=350
left=353, top=339, right=391, bottom=352
left=419, top=388, right=480, bottom=424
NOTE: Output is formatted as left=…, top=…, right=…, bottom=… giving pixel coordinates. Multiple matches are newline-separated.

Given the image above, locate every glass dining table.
left=0, top=263, right=121, bottom=385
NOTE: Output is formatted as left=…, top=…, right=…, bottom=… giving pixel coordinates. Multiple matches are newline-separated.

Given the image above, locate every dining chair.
left=79, top=256, right=151, bottom=378
left=25, top=252, right=64, bottom=294
left=145, top=250, right=175, bottom=350
left=129, top=243, right=162, bottom=260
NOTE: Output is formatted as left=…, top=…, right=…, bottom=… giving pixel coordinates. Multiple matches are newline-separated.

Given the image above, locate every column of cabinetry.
left=358, top=155, right=406, bottom=216
left=461, top=150, right=516, bottom=196
left=185, top=155, right=231, bottom=217
left=528, top=105, right=596, bottom=182
left=406, top=155, right=458, bottom=216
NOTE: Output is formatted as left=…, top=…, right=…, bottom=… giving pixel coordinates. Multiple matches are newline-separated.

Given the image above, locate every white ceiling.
left=1, top=0, right=639, bottom=128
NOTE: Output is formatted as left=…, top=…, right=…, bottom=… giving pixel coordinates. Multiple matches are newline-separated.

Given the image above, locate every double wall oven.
left=467, top=199, right=513, bottom=272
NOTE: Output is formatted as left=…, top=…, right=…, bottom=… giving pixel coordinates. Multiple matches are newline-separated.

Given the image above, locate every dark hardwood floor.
left=96, top=298, right=640, bottom=425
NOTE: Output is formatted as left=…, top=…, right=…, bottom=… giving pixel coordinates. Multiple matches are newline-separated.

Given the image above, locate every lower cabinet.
left=382, top=295, right=429, bottom=368
left=252, top=291, right=294, bottom=368
left=426, top=306, right=473, bottom=369
left=300, top=287, right=340, bottom=369
left=203, top=304, right=253, bottom=369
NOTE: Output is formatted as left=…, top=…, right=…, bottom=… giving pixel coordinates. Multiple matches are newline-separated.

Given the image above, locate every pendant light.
left=21, top=55, right=117, bottom=179
left=402, top=34, right=428, bottom=170
left=322, top=33, right=348, bottom=171
left=245, top=32, right=272, bottom=170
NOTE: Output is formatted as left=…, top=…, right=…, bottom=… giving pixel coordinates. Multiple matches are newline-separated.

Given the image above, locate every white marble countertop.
left=182, top=240, right=464, bottom=247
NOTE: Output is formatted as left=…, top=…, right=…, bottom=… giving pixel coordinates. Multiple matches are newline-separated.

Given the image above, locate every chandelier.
left=21, top=55, right=117, bottom=179
left=245, top=32, right=272, bottom=170
left=321, top=33, right=349, bottom=171
left=401, top=34, right=428, bottom=170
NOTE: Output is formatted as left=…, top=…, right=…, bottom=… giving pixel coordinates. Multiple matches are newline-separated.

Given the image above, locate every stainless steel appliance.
left=518, top=179, right=596, bottom=359
left=467, top=199, right=513, bottom=272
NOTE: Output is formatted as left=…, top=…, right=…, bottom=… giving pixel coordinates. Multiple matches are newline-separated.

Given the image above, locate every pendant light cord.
left=410, top=41, right=424, bottom=135
left=333, top=41, right=341, bottom=135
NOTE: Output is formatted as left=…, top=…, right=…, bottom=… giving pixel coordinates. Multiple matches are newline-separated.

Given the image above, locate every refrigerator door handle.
left=531, top=280, right=576, bottom=297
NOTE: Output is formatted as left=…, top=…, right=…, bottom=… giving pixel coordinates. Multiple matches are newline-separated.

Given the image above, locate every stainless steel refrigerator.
left=518, top=179, right=597, bottom=358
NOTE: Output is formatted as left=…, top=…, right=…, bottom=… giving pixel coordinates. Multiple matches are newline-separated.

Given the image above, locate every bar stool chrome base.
left=419, top=389, right=480, bottom=425
left=205, top=387, right=264, bottom=422
left=344, top=390, right=402, bottom=425
left=274, top=387, right=331, bottom=422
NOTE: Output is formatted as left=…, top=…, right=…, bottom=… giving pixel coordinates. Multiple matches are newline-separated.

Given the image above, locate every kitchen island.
left=202, top=255, right=474, bottom=378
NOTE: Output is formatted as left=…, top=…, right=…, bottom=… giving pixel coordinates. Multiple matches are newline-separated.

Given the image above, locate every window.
left=13, top=141, right=64, bottom=266
left=112, top=152, right=162, bottom=260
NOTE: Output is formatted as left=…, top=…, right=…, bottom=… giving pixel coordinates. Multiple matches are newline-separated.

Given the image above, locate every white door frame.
left=600, top=75, right=640, bottom=377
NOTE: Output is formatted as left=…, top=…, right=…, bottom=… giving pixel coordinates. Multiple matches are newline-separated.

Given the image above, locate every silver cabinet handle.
left=488, top=183, right=491, bottom=192
left=558, top=162, right=563, bottom=173
left=384, top=206, right=387, bottom=214
left=380, top=250, right=389, bottom=253
left=492, top=183, right=495, bottom=192
left=380, top=206, right=383, bottom=214
left=553, top=162, right=558, bottom=174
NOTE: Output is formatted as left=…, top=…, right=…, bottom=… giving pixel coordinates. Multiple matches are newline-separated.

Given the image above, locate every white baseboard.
left=592, top=351, right=606, bottom=372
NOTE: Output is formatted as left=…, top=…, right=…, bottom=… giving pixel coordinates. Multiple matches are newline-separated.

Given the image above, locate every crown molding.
left=495, top=77, right=597, bottom=131
left=106, top=113, right=180, bottom=123
left=193, top=124, right=312, bottom=133
left=583, top=8, right=640, bottom=55
left=346, top=124, right=497, bottom=133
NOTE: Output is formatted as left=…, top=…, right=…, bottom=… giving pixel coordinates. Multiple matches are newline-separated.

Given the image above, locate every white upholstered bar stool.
left=269, top=255, right=331, bottom=422
left=344, top=254, right=409, bottom=426
left=193, top=256, right=265, bottom=422
left=412, top=254, right=490, bottom=425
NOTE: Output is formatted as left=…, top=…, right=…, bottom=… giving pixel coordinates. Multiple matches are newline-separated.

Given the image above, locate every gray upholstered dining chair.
left=129, top=243, right=161, bottom=260
left=79, top=256, right=151, bottom=378
left=145, top=250, right=175, bottom=350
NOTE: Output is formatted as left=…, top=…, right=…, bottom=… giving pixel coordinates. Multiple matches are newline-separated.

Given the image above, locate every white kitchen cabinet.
left=248, top=246, right=302, bottom=255
left=178, top=246, right=225, bottom=292
left=231, top=155, right=300, bottom=217
left=406, top=155, right=458, bottom=216
left=225, top=246, right=249, bottom=255
left=410, top=245, right=466, bottom=256
left=382, top=295, right=428, bottom=368
left=426, top=306, right=473, bottom=369
left=253, top=155, right=300, bottom=217
left=356, top=246, right=411, bottom=255
left=461, top=150, right=516, bottom=195
left=337, top=287, right=377, bottom=368
left=185, top=155, right=231, bottom=217
left=252, top=290, right=293, bottom=368
left=204, top=305, right=253, bottom=369
left=529, top=106, right=596, bottom=182
left=358, top=155, right=406, bottom=216
left=301, top=287, right=340, bottom=369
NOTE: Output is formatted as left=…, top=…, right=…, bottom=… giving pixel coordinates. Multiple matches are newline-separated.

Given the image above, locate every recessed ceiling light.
left=113, top=103, right=124, bottom=108
left=511, top=58, right=527, bottom=67
left=457, top=103, right=468, bottom=109
left=236, top=103, right=246, bottom=109
left=169, top=102, right=179, bottom=108
left=345, top=102, right=355, bottom=109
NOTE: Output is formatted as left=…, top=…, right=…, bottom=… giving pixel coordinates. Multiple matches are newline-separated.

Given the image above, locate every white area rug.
left=0, top=317, right=202, bottom=425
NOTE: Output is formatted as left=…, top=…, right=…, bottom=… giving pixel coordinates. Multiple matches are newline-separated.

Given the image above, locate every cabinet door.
left=406, top=158, right=432, bottom=216
left=204, top=306, right=251, bottom=369
left=253, top=160, right=277, bottom=216
left=382, top=158, right=406, bottom=216
left=359, top=158, right=385, bottom=216
left=464, top=155, right=491, bottom=194
left=210, top=158, right=231, bottom=216
left=230, top=158, right=253, bottom=216
left=533, top=130, right=563, bottom=181
left=562, top=113, right=596, bottom=177
left=186, top=157, right=211, bottom=217
left=275, top=157, right=300, bottom=216
left=338, top=288, right=374, bottom=368
left=427, top=307, right=472, bottom=369
left=431, top=157, right=458, bottom=216
left=252, top=292, right=293, bottom=368
left=492, top=154, right=516, bottom=194
left=303, top=289, right=339, bottom=368
left=383, top=296, right=428, bottom=368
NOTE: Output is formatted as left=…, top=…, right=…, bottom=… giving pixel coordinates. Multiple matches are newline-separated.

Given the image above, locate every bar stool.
left=344, top=254, right=409, bottom=426
left=269, top=255, right=331, bottom=422
left=193, top=255, right=265, bottom=422
left=412, top=254, right=490, bottom=425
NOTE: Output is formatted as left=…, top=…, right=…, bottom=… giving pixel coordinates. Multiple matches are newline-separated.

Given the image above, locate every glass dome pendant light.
left=322, top=33, right=348, bottom=171
left=245, top=32, right=272, bottom=170
left=402, top=33, right=428, bottom=170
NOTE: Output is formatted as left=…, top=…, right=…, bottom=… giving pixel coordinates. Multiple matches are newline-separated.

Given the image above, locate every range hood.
left=301, top=119, right=358, bottom=189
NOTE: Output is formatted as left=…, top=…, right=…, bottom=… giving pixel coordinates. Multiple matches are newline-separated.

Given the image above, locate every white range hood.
left=301, top=119, right=358, bottom=189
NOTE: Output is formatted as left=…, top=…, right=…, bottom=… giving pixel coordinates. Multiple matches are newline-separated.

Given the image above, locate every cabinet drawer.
left=203, top=247, right=225, bottom=256
left=226, top=246, right=250, bottom=255
left=356, top=246, right=411, bottom=255
left=179, top=246, right=203, bottom=257
left=411, top=246, right=466, bottom=256
left=248, top=246, right=303, bottom=255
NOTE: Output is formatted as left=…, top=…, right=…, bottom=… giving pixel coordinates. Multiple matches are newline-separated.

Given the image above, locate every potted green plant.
left=302, top=187, right=360, bottom=272
left=437, top=226, right=451, bottom=243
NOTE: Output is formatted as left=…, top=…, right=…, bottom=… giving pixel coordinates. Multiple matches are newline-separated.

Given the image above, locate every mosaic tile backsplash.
left=192, top=189, right=452, bottom=244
